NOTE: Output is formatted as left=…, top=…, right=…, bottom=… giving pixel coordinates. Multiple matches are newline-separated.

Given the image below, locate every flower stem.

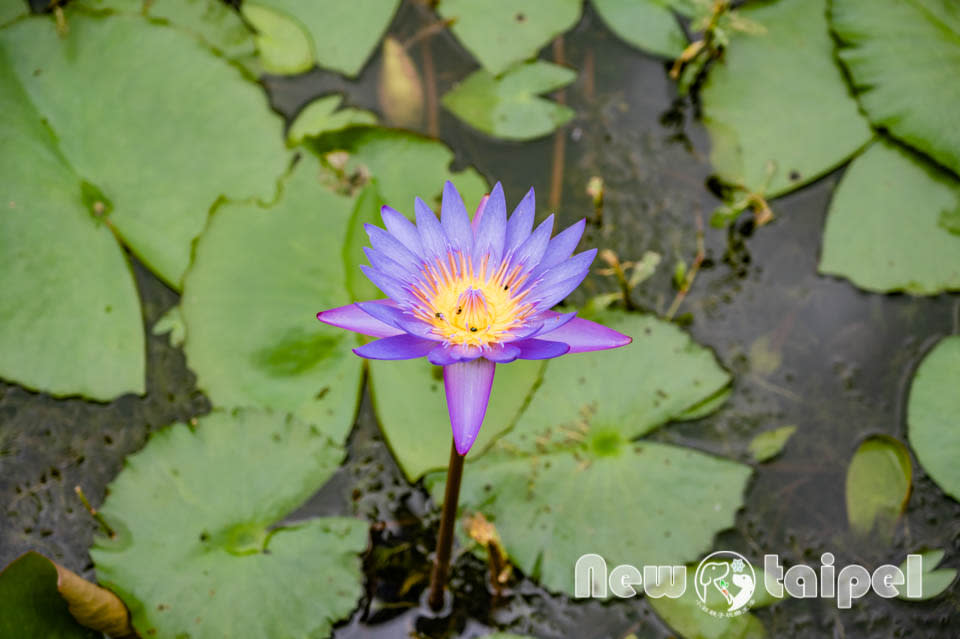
left=427, top=440, right=466, bottom=611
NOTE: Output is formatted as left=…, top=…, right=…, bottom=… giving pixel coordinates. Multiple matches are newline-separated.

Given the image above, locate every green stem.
left=427, top=440, right=465, bottom=611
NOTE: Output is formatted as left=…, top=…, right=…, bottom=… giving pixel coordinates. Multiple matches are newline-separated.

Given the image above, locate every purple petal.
left=360, top=265, right=417, bottom=307
left=535, top=218, right=585, bottom=274
left=474, top=182, right=506, bottom=264
left=534, top=314, right=632, bottom=353
left=483, top=343, right=521, bottom=363
left=365, top=224, right=421, bottom=272
left=317, top=301, right=405, bottom=338
left=363, top=247, right=407, bottom=280
left=532, top=310, right=577, bottom=336
left=414, top=197, right=449, bottom=260
left=440, top=181, right=473, bottom=253
left=513, top=338, right=571, bottom=360
left=509, top=214, right=554, bottom=271
left=428, top=343, right=460, bottom=366
left=353, top=334, right=436, bottom=360
left=505, top=187, right=535, bottom=255
left=381, top=206, right=423, bottom=257
left=444, top=358, right=496, bottom=455
left=527, top=248, right=597, bottom=309
left=470, top=194, right=490, bottom=232
left=356, top=301, right=438, bottom=339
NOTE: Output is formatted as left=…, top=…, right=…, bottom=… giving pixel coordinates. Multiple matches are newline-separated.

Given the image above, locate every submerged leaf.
left=700, top=0, right=871, bottom=198
left=438, top=0, right=582, bottom=75
left=831, top=0, right=960, bottom=177
left=426, top=312, right=750, bottom=596
left=91, top=409, right=368, bottom=639
left=908, top=336, right=960, bottom=501
left=819, top=141, right=960, bottom=295
left=442, top=61, right=576, bottom=141
left=845, top=435, right=912, bottom=539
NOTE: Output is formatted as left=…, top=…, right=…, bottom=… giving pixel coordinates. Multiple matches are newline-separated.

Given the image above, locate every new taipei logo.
left=694, top=551, right=756, bottom=618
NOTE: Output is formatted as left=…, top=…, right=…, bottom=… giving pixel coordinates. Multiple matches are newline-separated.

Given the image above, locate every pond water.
left=1, top=2, right=958, bottom=638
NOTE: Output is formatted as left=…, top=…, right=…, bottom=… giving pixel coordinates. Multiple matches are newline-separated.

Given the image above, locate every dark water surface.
left=2, top=2, right=959, bottom=638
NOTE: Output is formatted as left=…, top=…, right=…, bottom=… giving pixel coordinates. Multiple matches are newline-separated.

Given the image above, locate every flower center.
left=410, top=251, right=534, bottom=347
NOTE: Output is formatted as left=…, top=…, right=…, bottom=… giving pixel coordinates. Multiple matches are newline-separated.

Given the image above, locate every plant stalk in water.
left=427, top=440, right=465, bottom=610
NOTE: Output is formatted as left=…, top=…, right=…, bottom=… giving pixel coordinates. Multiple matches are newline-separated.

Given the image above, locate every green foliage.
left=288, top=95, right=378, bottom=146
left=181, top=154, right=363, bottom=444
left=819, top=141, right=960, bottom=294
left=369, top=359, right=543, bottom=481
left=592, top=0, right=689, bottom=58
left=442, top=61, right=576, bottom=141
left=91, top=409, right=368, bottom=639
left=831, top=0, right=960, bottom=177
left=426, top=312, right=750, bottom=596
left=242, top=2, right=314, bottom=74
left=0, top=553, right=99, bottom=639
left=700, top=0, right=872, bottom=198
left=748, top=426, right=796, bottom=463
left=896, top=550, right=957, bottom=601
left=438, top=0, right=582, bottom=75
left=845, top=435, right=912, bottom=540
left=908, top=336, right=960, bottom=502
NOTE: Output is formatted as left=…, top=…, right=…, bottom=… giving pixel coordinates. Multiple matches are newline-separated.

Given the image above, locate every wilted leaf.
left=908, top=336, right=960, bottom=502
left=819, top=140, right=960, bottom=295
left=438, top=0, right=582, bottom=75
left=845, top=435, right=912, bottom=539
left=831, top=0, right=960, bottom=177
left=442, top=61, right=576, bottom=141
left=91, top=409, right=368, bottom=639
left=700, top=0, right=872, bottom=198
left=378, top=36, right=424, bottom=129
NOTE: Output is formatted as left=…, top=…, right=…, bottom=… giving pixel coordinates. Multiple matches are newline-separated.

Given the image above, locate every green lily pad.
left=251, top=0, right=399, bottom=76
left=442, top=61, right=576, bottom=141
left=845, top=435, right=912, bottom=539
left=0, top=45, right=144, bottom=400
left=748, top=425, right=796, bottom=463
left=181, top=154, right=363, bottom=444
left=153, top=305, right=186, bottom=348
left=344, top=182, right=388, bottom=304
left=0, top=553, right=99, bottom=639
left=819, top=140, right=960, bottom=295
left=85, top=0, right=255, bottom=59
left=0, top=0, right=24, bottom=26
left=91, top=409, right=368, bottom=639
left=699, top=0, right=872, bottom=198
left=831, top=0, right=960, bottom=177
left=592, top=0, right=689, bottom=58
left=288, top=95, right=378, bottom=146
left=369, top=359, right=544, bottom=481
left=1, top=12, right=288, bottom=288
left=312, top=127, right=489, bottom=213
left=908, top=336, right=960, bottom=501
left=438, top=0, right=582, bottom=76
left=896, top=550, right=957, bottom=601
left=242, top=2, right=314, bottom=75
left=427, top=312, right=751, bottom=596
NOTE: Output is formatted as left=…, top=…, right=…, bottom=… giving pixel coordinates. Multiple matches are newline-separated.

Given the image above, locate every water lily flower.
left=317, top=181, right=631, bottom=455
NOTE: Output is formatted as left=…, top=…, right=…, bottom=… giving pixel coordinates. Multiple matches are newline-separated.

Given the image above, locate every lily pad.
left=85, top=0, right=255, bottom=59
left=242, top=2, right=314, bottom=75
left=0, top=0, right=24, bottom=26
left=427, top=312, right=751, bottom=596
left=0, top=553, right=99, bottom=639
left=0, top=12, right=288, bottom=289
left=896, top=550, right=957, bottom=601
left=0, top=46, right=144, bottom=400
left=438, top=0, right=582, bottom=75
left=592, top=0, right=689, bottom=58
left=699, top=0, right=872, bottom=198
left=819, top=140, right=960, bottom=294
left=908, top=336, right=960, bottom=501
left=288, top=95, right=378, bottom=145
left=91, top=409, right=368, bottom=639
left=442, top=61, right=576, bottom=141
left=369, top=359, right=544, bottom=481
left=748, top=425, right=796, bottom=463
left=250, top=0, right=399, bottom=76
left=181, top=154, right=363, bottom=444
left=845, top=435, right=912, bottom=539
left=312, top=127, right=489, bottom=212
left=831, top=0, right=960, bottom=177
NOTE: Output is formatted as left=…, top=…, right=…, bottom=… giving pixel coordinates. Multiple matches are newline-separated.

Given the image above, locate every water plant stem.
left=427, top=440, right=466, bottom=611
